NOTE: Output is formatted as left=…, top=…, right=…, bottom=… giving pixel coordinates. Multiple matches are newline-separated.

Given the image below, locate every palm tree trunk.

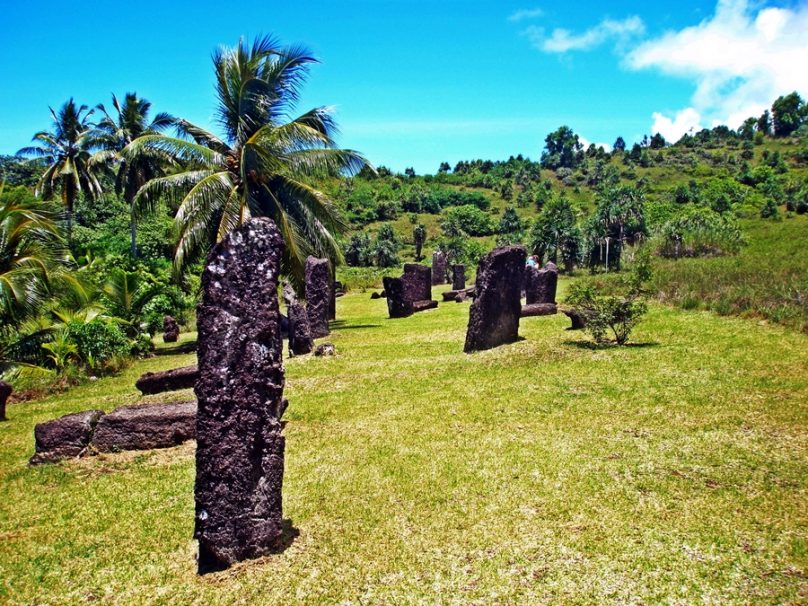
left=130, top=206, right=138, bottom=258
left=62, top=176, right=75, bottom=248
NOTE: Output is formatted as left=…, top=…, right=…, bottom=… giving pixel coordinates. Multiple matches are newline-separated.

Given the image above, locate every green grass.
left=1, top=288, right=806, bottom=604
left=649, top=214, right=808, bottom=332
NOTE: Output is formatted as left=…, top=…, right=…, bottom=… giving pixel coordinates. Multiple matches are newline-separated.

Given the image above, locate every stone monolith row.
left=194, top=217, right=287, bottom=574
left=464, top=246, right=526, bottom=352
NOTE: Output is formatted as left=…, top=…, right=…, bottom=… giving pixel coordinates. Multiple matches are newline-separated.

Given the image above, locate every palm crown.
left=17, top=99, right=103, bottom=245
left=127, top=35, right=368, bottom=283
left=92, top=93, right=175, bottom=257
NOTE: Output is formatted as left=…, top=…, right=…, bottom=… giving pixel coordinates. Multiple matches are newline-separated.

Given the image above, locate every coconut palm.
left=92, top=93, right=175, bottom=257
left=127, top=35, right=368, bottom=285
left=17, top=99, right=103, bottom=246
left=0, top=186, right=63, bottom=325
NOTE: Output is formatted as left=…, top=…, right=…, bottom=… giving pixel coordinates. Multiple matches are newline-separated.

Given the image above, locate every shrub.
left=65, top=319, right=130, bottom=373
left=655, top=207, right=746, bottom=258
left=566, top=284, right=648, bottom=345
left=440, top=205, right=495, bottom=237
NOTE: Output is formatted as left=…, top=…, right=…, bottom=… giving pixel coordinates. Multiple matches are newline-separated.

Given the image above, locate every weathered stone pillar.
left=194, top=217, right=287, bottom=574
left=0, top=381, right=11, bottom=421
left=287, top=302, right=314, bottom=356
left=431, top=251, right=447, bottom=285
left=402, top=263, right=432, bottom=303
left=382, top=276, right=412, bottom=318
left=162, top=315, right=179, bottom=343
left=305, top=256, right=331, bottom=339
left=525, top=262, right=559, bottom=305
left=464, top=246, right=526, bottom=352
left=451, top=264, right=465, bottom=290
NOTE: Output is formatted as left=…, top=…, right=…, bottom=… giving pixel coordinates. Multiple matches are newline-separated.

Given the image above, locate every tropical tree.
left=530, top=195, right=582, bottom=271
left=0, top=186, right=64, bottom=325
left=92, top=93, right=175, bottom=257
left=128, top=36, right=368, bottom=285
left=17, top=99, right=103, bottom=246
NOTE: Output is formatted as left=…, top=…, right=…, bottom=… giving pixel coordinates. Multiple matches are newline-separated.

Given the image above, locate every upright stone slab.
left=0, top=381, right=11, bottom=421
left=525, top=262, right=559, bottom=305
left=452, top=264, right=466, bottom=290
left=305, top=256, right=331, bottom=339
left=195, top=217, right=287, bottom=574
left=287, top=302, right=313, bottom=356
left=402, top=263, right=432, bottom=303
left=431, top=251, right=447, bottom=285
left=382, top=276, right=412, bottom=318
left=464, top=246, right=526, bottom=353
left=162, top=315, right=179, bottom=343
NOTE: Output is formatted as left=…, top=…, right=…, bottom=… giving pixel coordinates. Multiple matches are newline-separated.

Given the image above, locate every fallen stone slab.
left=412, top=299, right=438, bottom=312
left=314, top=342, right=336, bottom=356
left=91, top=401, right=197, bottom=453
left=29, top=410, right=105, bottom=465
left=562, top=307, right=587, bottom=330
left=521, top=303, right=558, bottom=317
left=136, top=365, right=199, bottom=395
left=443, top=287, right=475, bottom=302
left=154, top=341, right=197, bottom=356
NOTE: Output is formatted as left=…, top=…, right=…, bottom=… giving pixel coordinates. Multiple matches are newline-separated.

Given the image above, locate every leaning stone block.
left=135, top=365, right=199, bottom=395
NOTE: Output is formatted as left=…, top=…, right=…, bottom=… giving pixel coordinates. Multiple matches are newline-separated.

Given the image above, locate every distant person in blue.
left=526, top=255, right=539, bottom=268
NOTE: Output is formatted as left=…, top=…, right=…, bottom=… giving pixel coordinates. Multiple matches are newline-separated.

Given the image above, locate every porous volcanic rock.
left=412, top=299, right=438, bottom=312
left=194, top=217, right=287, bottom=574
left=382, top=276, right=412, bottom=318
left=314, top=342, right=336, bottom=356
left=136, top=365, right=199, bottom=395
left=563, top=308, right=587, bottom=330
left=91, top=401, right=196, bottom=453
left=464, top=246, right=526, bottom=352
left=525, top=262, right=559, bottom=305
left=0, top=381, right=11, bottom=421
left=521, top=303, right=558, bottom=317
left=402, top=263, right=432, bottom=303
left=29, top=409, right=105, bottom=465
left=305, top=256, right=331, bottom=339
left=287, top=302, right=313, bottom=356
left=162, top=315, right=180, bottom=343
left=431, top=251, right=447, bottom=285
left=452, top=264, right=466, bottom=290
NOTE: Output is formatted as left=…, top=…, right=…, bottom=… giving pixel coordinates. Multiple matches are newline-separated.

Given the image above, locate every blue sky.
left=1, top=1, right=806, bottom=173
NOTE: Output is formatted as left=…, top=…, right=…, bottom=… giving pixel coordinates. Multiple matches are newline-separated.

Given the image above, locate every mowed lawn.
left=0, top=286, right=806, bottom=605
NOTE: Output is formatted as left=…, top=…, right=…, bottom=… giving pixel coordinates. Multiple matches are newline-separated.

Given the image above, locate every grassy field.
left=1, top=287, right=806, bottom=605
left=649, top=214, right=808, bottom=332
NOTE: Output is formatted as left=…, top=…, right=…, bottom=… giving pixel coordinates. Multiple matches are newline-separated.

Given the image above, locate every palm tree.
left=92, top=93, right=175, bottom=258
left=17, top=99, right=103, bottom=246
left=127, top=35, right=368, bottom=285
left=0, top=186, right=63, bottom=325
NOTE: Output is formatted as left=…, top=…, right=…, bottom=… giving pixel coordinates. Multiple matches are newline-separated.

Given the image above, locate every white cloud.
left=626, top=0, right=808, bottom=136
left=508, top=8, right=543, bottom=23
left=578, top=135, right=612, bottom=152
left=650, top=107, right=704, bottom=142
left=528, top=16, right=645, bottom=53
